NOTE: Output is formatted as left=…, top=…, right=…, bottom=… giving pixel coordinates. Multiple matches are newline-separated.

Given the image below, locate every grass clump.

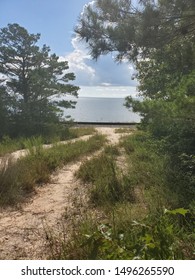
left=77, top=154, right=121, bottom=204
left=0, top=136, right=28, bottom=156
left=121, top=133, right=166, bottom=188
left=69, top=127, right=96, bottom=138
left=0, top=134, right=106, bottom=207
left=104, top=145, right=120, bottom=156
left=115, top=127, right=136, bottom=134
left=76, top=150, right=135, bottom=205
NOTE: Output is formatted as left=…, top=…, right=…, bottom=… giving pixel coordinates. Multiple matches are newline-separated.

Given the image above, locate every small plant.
left=62, top=208, right=189, bottom=260
left=115, top=127, right=135, bottom=134
left=69, top=127, right=96, bottom=138
left=23, top=136, right=44, bottom=156
left=104, top=145, right=120, bottom=156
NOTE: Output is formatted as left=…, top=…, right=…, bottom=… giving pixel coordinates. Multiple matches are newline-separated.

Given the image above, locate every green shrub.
left=62, top=208, right=192, bottom=260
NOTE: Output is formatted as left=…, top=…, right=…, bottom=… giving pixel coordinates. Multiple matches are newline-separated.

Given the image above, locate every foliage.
left=0, top=23, right=79, bottom=138
left=75, top=0, right=195, bottom=61
left=84, top=208, right=192, bottom=260
left=125, top=72, right=195, bottom=205
left=51, top=207, right=194, bottom=260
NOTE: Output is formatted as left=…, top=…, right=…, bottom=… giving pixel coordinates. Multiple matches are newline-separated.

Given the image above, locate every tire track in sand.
left=0, top=127, right=131, bottom=259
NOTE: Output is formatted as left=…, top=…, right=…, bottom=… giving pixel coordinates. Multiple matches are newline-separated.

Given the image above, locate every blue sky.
left=0, top=0, right=138, bottom=93
left=0, top=0, right=90, bottom=54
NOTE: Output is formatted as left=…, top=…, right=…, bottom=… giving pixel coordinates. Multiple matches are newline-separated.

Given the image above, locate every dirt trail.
left=0, top=134, right=92, bottom=166
left=0, top=127, right=131, bottom=259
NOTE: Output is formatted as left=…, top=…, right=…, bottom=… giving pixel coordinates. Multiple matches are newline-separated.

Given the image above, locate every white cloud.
left=101, top=82, right=112, bottom=86
left=60, top=36, right=96, bottom=86
left=60, top=0, right=138, bottom=88
left=81, top=1, right=96, bottom=17
left=62, top=35, right=137, bottom=88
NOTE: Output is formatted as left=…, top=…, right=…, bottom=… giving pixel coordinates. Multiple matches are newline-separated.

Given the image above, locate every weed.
left=115, top=127, right=136, bottom=134
left=69, top=127, right=96, bottom=138
left=104, top=145, right=120, bottom=156
left=60, top=208, right=190, bottom=260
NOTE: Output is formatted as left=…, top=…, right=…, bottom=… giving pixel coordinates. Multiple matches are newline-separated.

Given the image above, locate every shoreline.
left=71, top=121, right=139, bottom=128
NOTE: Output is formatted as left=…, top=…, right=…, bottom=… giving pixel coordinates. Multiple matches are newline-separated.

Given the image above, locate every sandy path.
left=0, top=134, right=92, bottom=166
left=0, top=161, right=86, bottom=259
left=95, top=127, right=123, bottom=145
left=0, top=127, right=131, bottom=259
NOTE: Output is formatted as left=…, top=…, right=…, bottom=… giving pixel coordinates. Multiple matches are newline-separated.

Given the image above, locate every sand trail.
left=0, top=127, right=131, bottom=259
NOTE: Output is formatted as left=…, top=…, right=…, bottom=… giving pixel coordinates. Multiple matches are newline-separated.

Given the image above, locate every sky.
left=0, top=0, right=138, bottom=96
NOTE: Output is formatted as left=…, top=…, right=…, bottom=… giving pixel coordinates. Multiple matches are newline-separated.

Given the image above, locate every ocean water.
left=64, top=97, right=141, bottom=123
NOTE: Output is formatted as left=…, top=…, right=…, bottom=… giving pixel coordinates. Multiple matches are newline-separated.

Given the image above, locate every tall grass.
left=0, top=134, right=106, bottom=207
left=0, top=136, right=28, bottom=157
left=76, top=149, right=135, bottom=205
left=69, top=127, right=96, bottom=138
left=115, top=127, right=136, bottom=134
left=0, top=127, right=96, bottom=157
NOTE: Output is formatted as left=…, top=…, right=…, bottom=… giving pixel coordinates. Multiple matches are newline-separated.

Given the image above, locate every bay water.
left=61, top=86, right=141, bottom=123
left=64, top=96, right=141, bottom=123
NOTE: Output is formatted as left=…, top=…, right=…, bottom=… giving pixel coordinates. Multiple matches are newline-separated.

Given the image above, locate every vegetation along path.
left=0, top=127, right=132, bottom=259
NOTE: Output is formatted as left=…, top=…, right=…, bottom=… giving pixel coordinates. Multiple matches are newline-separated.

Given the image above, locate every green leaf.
left=164, top=208, right=189, bottom=216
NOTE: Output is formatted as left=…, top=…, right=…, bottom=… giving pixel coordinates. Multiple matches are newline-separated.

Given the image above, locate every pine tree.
left=0, top=23, right=79, bottom=137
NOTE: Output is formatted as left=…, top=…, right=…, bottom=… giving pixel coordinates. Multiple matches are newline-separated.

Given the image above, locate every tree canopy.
left=75, top=0, right=195, bottom=61
left=0, top=23, right=79, bottom=137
